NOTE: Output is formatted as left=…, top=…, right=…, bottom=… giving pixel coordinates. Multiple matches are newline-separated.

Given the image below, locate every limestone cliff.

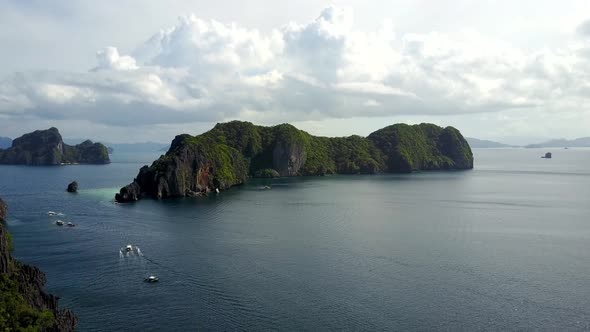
left=116, top=134, right=248, bottom=202
left=116, top=121, right=473, bottom=202
left=0, top=128, right=109, bottom=165
left=0, top=198, right=78, bottom=331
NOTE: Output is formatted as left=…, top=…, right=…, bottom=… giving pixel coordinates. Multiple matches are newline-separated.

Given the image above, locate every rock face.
left=116, top=133, right=249, bottom=202
left=0, top=127, right=110, bottom=165
left=116, top=121, right=473, bottom=202
left=0, top=198, right=8, bottom=273
left=67, top=181, right=78, bottom=193
left=0, top=198, right=6, bottom=221
left=0, top=198, right=78, bottom=331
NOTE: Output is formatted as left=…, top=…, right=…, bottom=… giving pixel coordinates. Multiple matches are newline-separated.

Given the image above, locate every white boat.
left=120, top=244, right=134, bottom=254
left=66, top=222, right=76, bottom=227
left=55, top=220, right=64, bottom=226
left=145, top=275, right=159, bottom=283
left=120, top=244, right=142, bottom=256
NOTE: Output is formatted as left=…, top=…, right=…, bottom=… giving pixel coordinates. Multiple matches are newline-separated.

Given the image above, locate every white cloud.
left=333, top=82, right=416, bottom=97
left=1, top=6, right=590, bottom=142
left=94, top=47, right=138, bottom=71
left=281, top=6, right=352, bottom=82
left=134, top=14, right=282, bottom=74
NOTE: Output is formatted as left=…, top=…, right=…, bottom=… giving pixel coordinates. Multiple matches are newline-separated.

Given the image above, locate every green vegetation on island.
left=0, top=128, right=110, bottom=165
left=116, top=121, right=473, bottom=202
left=0, top=268, right=56, bottom=331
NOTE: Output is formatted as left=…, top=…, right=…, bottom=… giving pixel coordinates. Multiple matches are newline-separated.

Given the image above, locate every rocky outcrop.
left=116, top=134, right=249, bottom=202
left=115, top=179, right=141, bottom=202
left=0, top=197, right=78, bottom=331
left=67, top=181, right=78, bottom=193
left=0, top=128, right=110, bottom=165
left=115, top=121, right=473, bottom=202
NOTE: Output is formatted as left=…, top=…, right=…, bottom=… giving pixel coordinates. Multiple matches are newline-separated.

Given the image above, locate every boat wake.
left=47, top=211, right=66, bottom=217
left=119, top=244, right=142, bottom=257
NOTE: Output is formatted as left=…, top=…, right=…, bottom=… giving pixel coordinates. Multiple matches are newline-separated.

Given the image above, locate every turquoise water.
left=1, top=149, right=589, bottom=331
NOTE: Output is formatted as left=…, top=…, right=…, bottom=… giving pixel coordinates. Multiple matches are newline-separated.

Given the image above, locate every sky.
left=1, top=0, right=589, bottom=144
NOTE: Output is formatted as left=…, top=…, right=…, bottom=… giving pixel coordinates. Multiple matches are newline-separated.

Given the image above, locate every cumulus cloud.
left=1, top=6, right=590, bottom=141
left=133, top=14, right=282, bottom=75
left=281, top=6, right=352, bottom=82
left=94, top=47, right=138, bottom=71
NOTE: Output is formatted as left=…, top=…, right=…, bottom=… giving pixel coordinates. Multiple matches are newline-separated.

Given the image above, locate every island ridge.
left=116, top=121, right=473, bottom=202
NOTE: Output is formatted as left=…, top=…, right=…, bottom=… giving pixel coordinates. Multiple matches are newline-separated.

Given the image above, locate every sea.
left=1, top=148, right=589, bottom=331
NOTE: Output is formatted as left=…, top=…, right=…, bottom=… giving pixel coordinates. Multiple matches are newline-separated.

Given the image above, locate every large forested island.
left=116, top=121, right=473, bottom=202
left=0, top=128, right=110, bottom=165
left=0, top=198, right=77, bottom=331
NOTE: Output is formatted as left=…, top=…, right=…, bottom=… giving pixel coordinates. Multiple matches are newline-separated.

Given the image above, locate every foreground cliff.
left=116, top=121, right=473, bottom=202
left=0, top=198, right=78, bottom=331
left=0, top=128, right=110, bottom=165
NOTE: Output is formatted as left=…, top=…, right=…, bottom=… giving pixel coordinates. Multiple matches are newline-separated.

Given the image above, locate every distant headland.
left=116, top=121, right=473, bottom=202
left=0, top=128, right=110, bottom=165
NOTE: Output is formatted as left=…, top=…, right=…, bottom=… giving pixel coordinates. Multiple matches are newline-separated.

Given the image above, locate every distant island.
left=116, top=121, right=473, bottom=202
left=0, top=136, right=11, bottom=149
left=0, top=128, right=110, bottom=165
left=525, top=137, right=590, bottom=148
left=0, top=197, right=78, bottom=331
left=466, top=137, right=517, bottom=148
left=64, top=140, right=169, bottom=154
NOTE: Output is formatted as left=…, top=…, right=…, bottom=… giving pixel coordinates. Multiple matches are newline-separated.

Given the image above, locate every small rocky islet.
left=66, top=181, right=79, bottom=193
left=0, top=127, right=110, bottom=166
left=116, top=121, right=473, bottom=202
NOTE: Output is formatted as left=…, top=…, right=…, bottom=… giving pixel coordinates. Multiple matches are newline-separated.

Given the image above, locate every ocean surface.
left=1, top=148, right=589, bottom=331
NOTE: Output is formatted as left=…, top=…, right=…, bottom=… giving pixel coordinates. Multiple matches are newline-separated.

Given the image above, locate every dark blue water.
left=1, top=149, right=589, bottom=331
